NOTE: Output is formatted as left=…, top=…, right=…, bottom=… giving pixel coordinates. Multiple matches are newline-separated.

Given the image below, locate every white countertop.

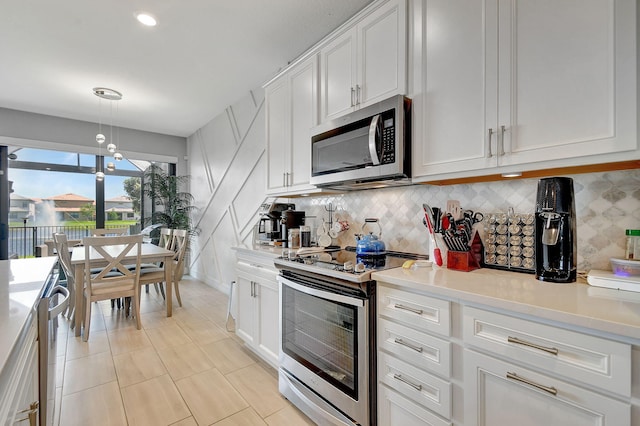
left=372, top=266, right=640, bottom=344
left=233, top=245, right=285, bottom=259
left=0, top=257, right=57, bottom=371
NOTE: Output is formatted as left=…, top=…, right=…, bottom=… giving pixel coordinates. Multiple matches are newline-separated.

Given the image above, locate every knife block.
left=447, top=232, right=483, bottom=272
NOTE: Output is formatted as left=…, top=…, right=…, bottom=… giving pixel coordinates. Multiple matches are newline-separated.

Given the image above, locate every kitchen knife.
left=422, top=204, right=443, bottom=266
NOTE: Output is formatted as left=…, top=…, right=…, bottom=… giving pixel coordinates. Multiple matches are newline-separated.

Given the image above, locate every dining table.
left=70, top=242, right=175, bottom=337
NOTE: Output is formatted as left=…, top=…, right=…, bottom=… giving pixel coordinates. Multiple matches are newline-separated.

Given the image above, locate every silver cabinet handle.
left=507, top=372, right=558, bottom=396
left=393, top=374, right=422, bottom=391
left=507, top=336, right=559, bottom=356
left=250, top=281, right=255, bottom=298
left=487, top=128, right=494, bottom=158
left=394, top=303, right=423, bottom=315
left=394, top=338, right=423, bottom=353
left=356, top=85, right=361, bottom=105
left=499, top=125, right=506, bottom=156
left=282, top=172, right=286, bottom=187
left=351, top=87, right=355, bottom=107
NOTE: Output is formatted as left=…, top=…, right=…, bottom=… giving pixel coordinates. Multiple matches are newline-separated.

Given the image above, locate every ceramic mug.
left=332, top=220, right=350, bottom=233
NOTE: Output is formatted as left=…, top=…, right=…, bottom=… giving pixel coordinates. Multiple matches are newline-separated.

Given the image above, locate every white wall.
left=0, top=107, right=187, bottom=171
left=186, top=90, right=266, bottom=293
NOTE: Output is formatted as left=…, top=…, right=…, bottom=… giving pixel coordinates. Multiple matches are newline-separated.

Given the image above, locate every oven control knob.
left=343, top=261, right=354, bottom=271
left=354, top=262, right=366, bottom=273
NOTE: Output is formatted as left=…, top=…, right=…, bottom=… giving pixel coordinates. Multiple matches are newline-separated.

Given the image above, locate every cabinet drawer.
left=464, top=349, right=631, bottom=426
left=378, top=285, right=450, bottom=337
left=378, top=318, right=451, bottom=378
left=236, top=260, right=278, bottom=287
left=378, top=383, right=451, bottom=426
left=463, top=306, right=631, bottom=397
left=379, top=352, right=451, bottom=420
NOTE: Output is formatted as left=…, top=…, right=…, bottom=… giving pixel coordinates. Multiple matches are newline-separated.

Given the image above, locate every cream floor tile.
left=200, top=338, right=256, bottom=374
left=264, top=405, right=317, bottom=426
left=169, top=417, right=198, bottom=426
left=146, top=322, right=192, bottom=350
left=66, top=329, right=110, bottom=360
left=102, top=311, right=138, bottom=332
left=63, top=351, right=116, bottom=395
left=121, top=374, right=191, bottom=426
left=178, top=319, right=230, bottom=346
left=156, top=342, right=213, bottom=381
left=142, top=309, right=179, bottom=329
left=176, top=368, right=249, bottom=426
left=113, top=347, right=167, bottom=388
left=108, top=327, right=153, bottom=355
left=213, top=407, right=267, bottom=425
left=59, top=381, right=127, bottom=426
left=225, top=363, right=287, bottom=418
left=171, top=302, right=208, bottom=325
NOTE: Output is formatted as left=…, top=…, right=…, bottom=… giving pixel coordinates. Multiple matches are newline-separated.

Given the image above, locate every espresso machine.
left=535, top=177, right=577, bottom=283
left=256, top=202, right=295, bottom=245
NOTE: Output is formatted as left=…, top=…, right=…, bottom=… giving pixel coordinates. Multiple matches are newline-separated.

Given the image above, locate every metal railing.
left=8, top=224, right=137, bottom=258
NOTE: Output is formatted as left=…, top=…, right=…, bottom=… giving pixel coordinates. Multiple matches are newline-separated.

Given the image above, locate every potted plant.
left=142, top=164, right=197, bottom=236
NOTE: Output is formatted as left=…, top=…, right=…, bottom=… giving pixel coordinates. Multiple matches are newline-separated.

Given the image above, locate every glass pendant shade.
left=106, top=143, right=116, bottom=153
left=96, top=133, right=105, bottom=144
left=114, top=152, right=123, bottom=161
left=106, top=162, right=116, bottom=172
left=96, top=171, right=105, bottom=181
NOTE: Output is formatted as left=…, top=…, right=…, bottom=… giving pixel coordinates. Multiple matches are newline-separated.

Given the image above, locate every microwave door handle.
left=368, top=114, right=381, bottom=165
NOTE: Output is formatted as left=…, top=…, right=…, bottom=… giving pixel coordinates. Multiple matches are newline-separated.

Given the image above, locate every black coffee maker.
left=535, top=177, right=577, bottom=283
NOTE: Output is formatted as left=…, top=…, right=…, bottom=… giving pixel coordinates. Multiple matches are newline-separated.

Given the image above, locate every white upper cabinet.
left=412, top=0, right=637, bottom=181
left=320, top=0, right=407, bottom=122
left=265, top=55, right=319, bottom=196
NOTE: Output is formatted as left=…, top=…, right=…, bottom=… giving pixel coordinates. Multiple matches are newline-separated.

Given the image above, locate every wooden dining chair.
left=140, top=227, right=172, bottom=297
left=53, top=233, right=75, bottom=324
left=93, top=227, right=129, bottom=236
left=81, top=235, right=143, bottom=341
left=138, top=229, right=188, bottom=308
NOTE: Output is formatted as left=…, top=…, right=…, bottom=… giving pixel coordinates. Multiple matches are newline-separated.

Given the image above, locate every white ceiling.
left=0, top=0, right=372, bottom=138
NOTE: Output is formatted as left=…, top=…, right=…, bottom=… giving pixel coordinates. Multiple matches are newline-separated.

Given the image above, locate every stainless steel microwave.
left=310, top=95, right=411, bottom=190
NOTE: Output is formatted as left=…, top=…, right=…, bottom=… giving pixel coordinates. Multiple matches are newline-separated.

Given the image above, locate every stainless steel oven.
left=278, top=269, right=374, bottom=426
left=275, top=248, right=427, bottom=425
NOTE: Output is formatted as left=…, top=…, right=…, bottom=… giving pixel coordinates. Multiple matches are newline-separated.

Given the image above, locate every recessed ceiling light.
left=136, top=12, right=157, bottom=27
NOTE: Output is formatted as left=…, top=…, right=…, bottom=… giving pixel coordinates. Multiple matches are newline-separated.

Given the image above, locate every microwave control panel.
left=380, top=111, right=395, bottom=164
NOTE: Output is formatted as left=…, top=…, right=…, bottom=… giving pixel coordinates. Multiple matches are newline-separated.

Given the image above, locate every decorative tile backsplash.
left=293, top=169, right=640, bottom=272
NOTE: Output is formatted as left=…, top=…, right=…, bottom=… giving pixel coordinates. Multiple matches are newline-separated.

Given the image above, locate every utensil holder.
left=483, top=211, right=535, bottom=274
left=447, top=232, right=483, bottom=272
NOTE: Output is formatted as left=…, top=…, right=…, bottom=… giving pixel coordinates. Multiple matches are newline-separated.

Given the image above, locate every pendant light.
left=93, top=87, right=123, bottom=178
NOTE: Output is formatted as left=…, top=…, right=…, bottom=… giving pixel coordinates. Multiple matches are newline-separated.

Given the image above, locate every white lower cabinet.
left=464, top=349, right=630, bottom=426
left=378, top=383, right=451, bottom=426
left=235, top=252, right=280, bottom=368
left=377, top=284, right=453, bottom=425
left=377, top=281, right=638, bottom=425
left=0, top=313, right=39, bottom=425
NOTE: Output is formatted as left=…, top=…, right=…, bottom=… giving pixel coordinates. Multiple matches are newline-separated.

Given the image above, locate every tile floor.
left=54, top=277, right=315, bottom=426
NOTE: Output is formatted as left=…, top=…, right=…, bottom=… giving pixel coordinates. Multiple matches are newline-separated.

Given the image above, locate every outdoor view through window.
left=7, top=147, right=169, bottom=258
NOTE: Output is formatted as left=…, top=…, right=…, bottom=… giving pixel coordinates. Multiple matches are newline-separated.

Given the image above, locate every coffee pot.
left=535, top=177, right=577, bottom=283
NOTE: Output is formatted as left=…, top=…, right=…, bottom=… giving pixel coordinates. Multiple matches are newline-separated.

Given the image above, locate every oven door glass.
left=282, top=283, right=358, bottom=399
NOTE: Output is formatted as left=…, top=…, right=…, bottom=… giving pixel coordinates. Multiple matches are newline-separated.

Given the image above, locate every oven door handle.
left=279, top=276, right=365, bottom=308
